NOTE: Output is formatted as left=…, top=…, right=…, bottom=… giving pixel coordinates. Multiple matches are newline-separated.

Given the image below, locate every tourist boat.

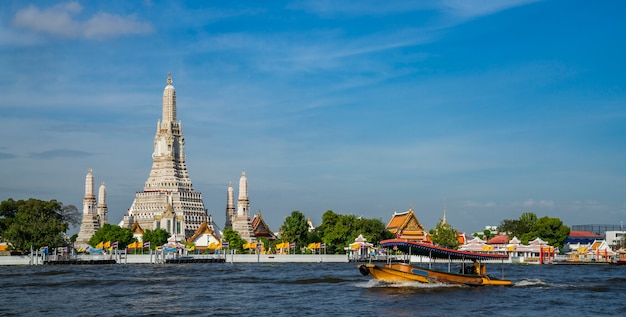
left=610, top=249, right=626, bottom=265
left=610, top=255, right=626, bottom=266
left=358, top=239, right=512, bottom=286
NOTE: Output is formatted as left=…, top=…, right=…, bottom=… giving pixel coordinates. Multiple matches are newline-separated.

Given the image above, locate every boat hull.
left=359, top=263, right=511, bottom=286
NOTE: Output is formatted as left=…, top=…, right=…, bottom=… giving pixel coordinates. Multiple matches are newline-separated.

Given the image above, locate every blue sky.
left=2, top=0, right=625, bottom=235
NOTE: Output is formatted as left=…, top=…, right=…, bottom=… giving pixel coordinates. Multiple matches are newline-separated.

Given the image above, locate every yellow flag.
left=95, top=241, right=104, bottom=248
left=127, top=241, right=136, bottom=249
left=189, top=245, right=195, bottom=251
left=104, top=241, right=111, bottom=248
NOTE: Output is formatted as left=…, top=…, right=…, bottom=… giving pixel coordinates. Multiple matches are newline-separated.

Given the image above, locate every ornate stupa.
left=121, top=73, right=216, bottom=241
left=97, top=181, right=108, bottom=228
left=230, top=170, right=256, bottom=242
left=224, top=182, right=235, bottom=229
left=75, top=168, right=105, bottom=249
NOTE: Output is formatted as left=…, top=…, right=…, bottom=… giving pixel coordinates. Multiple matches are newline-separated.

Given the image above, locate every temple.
left=251, top=211, right=276, bottom=241
left=120, top=73, right=218, bottom=241
left=386, top=208, right=430, bottom=242
left=75, top=168, right=108, bottom=249
left=229, top=171, right=256, bottom=242
left=224, top=182, right=235, bottom=229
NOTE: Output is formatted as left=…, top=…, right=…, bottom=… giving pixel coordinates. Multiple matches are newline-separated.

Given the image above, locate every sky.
left=2, top=0, right=625, bottom=236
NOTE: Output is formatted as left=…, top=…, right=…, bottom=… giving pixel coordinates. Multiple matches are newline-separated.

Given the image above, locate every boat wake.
left=357, top=279, right=462, bottom=289
left=514, top=278, right=548, bottom=287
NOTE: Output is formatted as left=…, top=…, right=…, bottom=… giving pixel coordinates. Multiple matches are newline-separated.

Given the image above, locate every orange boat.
left=358, top=239, right=512, bottom=286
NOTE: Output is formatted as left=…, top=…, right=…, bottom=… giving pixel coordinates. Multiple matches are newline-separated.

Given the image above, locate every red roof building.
left=486, top=234, right=509, bottom=245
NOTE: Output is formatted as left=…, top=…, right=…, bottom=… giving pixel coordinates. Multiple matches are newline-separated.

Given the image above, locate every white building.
left=605, top=231, right=626, bottom=249
left=75, top=168, right=108, bottom=250
left=121, top=73, right=218, bottom=241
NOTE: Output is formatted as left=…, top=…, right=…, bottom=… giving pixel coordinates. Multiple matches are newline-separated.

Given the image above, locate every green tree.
left=517, top=212, right=538, bottom=241
left=316, top=210, right=393, bottom=254
left=222, top=228, right=246, bottom=253
left=257, top=236, right=271, bottom=253
left=354, top=217, right=394, bottom=245
left=498, top=212, right=538, bottom=240
left=0, top=198, right=69, bottom=250
left=522, top=216, right=570, bottom=251
left=316, top=211, right=351, bottom=254
left=59, top=204, right=81, bottom=228
left=89, top=224, right=135, bottom=248
left=279, top=211, right=310, bottom=253
left=498, top=212, right=569, bottom=251
left=497, top=219, right=519, bottom=236
left=141, top=228, right=169, bottom=249
left=429, top=220, right=460, bottom=249
left=478, top=229, right=494, bottom=240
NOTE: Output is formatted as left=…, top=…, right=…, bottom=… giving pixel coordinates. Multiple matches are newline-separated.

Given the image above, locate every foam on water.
left=357, top=278, right=462, bottom=289
left=514, top=278, right=548, bottom=287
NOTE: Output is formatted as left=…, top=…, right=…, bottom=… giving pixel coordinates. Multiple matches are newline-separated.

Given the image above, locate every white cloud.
left=520, top=199, right=554, bottom=207
left=538, top=200, right=555, bottom=207
left=83, top=13, right=153, bottom=39
left=464, top=201, right=497, bottom=208
left=522, top=199, right=534, bottom=207
left=293, top=0, right=539, bottom=21
left=13, top=3, right=81, bottom=38
left=571, top=200, right=603, bottom=208
left=440, top=0, right=540, bottom=18
left=11, top=2, right=153, bottom=40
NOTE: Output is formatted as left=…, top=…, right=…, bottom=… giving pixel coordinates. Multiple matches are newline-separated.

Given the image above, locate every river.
left=1, top=262, right=625, bottom=316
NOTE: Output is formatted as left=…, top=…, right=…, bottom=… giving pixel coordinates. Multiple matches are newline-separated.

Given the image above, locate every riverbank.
left=0, top=253, right=350, bottom=265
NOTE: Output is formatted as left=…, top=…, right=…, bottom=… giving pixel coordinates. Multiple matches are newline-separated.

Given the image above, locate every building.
left=385, top=208, right=429, bottom=242
left=120, top=73, right=218, bottom=241
left=605, top=231, right=626, bottom=249
left=75, top=168, right=108, bottom=250
left=225, top=172, right=276, bottom=241
left=563, top=239, right=615, bottom=263
left=459, top=235, right=555, bottom=264
left=229, top=171, right=256, bottom=242
left=251, top=211, right=276, bottom=241
left=224, top=181, right=235, bottom=229
left=222, top=171, right=257, bottom=242
left=187, top=220, right=222, bottom=252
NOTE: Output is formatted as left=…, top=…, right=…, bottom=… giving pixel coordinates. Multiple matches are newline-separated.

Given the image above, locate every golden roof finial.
left=167, top=72, right=172, bottom=85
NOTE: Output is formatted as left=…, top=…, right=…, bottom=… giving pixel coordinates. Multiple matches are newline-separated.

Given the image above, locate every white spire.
left=227, top=182, right=234, bottom=210
left=162, top=72, right=176, bottom=124
left=85, top=168, right=95, bottom=199
left=98, top=181, right=106, bottom=207
left=97, top=181, right=108, bottom=227
left=238, top=170, right=248, bottom=200
left=237, top=170, right=250, bottom=217
left=83, top=168, right=96, bottom=215
left=225, top=181, right=235, bottom=228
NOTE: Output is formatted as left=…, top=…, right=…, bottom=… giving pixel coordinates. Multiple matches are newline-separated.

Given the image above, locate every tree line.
left=0, top=198, right=571, bottom=253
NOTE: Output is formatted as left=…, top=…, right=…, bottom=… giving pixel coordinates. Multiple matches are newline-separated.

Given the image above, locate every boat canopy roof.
left=380, top=239, right=509, bottom=261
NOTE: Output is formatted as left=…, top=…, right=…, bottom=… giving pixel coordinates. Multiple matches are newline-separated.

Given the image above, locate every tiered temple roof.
left=385, top=208, right=429, bottom=242
left=187, top=220, right=221, bottom=250
left=251, top=211, right=276, bottom=240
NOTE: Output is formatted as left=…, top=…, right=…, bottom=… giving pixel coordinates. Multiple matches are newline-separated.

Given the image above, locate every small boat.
left=610, top=256, right=626, bottom=266
left=358, top=239, right=512, bottom=286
